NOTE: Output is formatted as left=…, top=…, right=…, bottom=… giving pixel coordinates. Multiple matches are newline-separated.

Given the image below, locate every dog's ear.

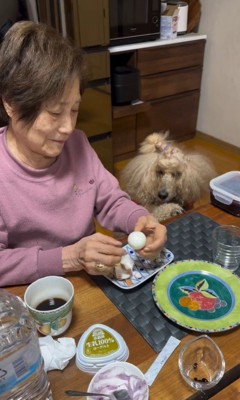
left=180, top=154, right=217, bottom=204
left=138, top=131, right=171, bottom=154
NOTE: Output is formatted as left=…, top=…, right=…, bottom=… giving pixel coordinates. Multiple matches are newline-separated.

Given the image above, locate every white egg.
left=128, top=231, right=147, bottom=250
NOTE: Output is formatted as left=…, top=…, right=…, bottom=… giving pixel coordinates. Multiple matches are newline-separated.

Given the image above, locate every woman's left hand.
left=133, top=215, right=167, bottom=260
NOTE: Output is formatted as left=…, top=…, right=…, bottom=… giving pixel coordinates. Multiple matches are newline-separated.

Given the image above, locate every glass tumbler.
left=178, top=335, right=225, bottom=392
left=212, top=225, right=240, bottom=272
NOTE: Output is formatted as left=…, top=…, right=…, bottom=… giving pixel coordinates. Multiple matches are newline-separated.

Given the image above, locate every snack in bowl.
left=178, top=335, right=225, bottom=391
left=88, top=361, right=149, bottom=400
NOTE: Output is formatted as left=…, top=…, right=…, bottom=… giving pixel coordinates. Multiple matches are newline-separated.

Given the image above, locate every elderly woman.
left=0, top=21, right=167, bottom=287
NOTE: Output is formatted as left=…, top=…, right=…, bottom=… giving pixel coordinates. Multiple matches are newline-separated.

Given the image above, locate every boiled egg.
left=128, top=231, right=147, bottom=250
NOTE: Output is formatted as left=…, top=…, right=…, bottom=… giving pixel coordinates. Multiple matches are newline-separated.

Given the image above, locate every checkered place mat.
left=92, top=212, right=220, bottom=353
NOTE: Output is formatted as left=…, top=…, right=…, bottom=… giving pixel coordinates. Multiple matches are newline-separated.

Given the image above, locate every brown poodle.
left=120, top=132, right=216, bottom=222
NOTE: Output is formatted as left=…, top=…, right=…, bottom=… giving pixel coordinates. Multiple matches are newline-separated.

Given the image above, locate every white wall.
left=197, top=0, right=240, bottom=147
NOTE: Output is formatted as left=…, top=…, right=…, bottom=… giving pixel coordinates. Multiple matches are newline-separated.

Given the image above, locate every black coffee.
left=36, top=297, right=66, bottom=311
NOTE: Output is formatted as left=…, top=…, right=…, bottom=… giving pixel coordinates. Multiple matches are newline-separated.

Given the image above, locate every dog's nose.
left=158, top=190, right=168, bottom=200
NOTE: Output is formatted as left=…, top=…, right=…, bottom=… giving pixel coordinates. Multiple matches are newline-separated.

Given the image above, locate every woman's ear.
left=2, top=99, right=14, bottom=118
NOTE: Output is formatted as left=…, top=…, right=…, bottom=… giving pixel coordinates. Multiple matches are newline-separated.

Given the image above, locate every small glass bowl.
left=178, top=335, right=225, bottom=391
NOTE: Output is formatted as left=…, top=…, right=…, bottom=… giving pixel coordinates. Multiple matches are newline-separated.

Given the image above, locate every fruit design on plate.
left=179, top=279, right=227, bottom=312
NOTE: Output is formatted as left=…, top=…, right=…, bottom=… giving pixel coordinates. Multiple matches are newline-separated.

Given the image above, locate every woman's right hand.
left=62, top=233, right=125, bottom=276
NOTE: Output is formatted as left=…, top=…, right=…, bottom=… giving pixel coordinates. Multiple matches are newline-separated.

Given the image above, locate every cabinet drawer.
left=137, top=40, right=206, bottom=75
left=112, top=115, right=136, bottom=156
left=140, top=66, right=202, bottom=101
left=136, top=90, right=200, bottom=143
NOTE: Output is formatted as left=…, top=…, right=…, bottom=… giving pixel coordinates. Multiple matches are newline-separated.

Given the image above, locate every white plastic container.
left=76, top=324, right=129, bottom=374
left=176, top=1, right=188, bottom=34
left=167, top=1, right=188, bottom=34
left=160, top=4, right=178, bottom=40
left=210, top=171, right=240, bottom=217
left=88, top=361, right=149, bottom=400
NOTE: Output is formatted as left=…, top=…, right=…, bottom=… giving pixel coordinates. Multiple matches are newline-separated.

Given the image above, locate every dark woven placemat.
left=92, top=212, right=219, bottom=353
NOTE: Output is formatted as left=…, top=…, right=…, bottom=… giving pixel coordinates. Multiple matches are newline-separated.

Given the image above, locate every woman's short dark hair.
left=0, top=21, right=87, bottom=126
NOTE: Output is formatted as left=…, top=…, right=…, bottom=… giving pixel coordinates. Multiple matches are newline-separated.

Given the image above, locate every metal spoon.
left=65, top=389, right=131, bottom=400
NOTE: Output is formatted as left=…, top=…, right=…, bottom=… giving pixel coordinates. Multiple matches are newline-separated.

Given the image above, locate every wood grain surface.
left=5, top=203, right=240, bottom=400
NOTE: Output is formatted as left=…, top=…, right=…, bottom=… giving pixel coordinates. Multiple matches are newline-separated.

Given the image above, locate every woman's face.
left=6, top=78, right=81, bottom=169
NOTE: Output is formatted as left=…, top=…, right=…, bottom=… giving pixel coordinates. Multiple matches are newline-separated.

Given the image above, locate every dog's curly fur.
left=120, top=132, right=216, bottom=222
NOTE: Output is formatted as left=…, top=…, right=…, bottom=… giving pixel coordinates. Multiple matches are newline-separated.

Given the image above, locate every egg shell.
left=114, top=254, right=134, bottom=280
left=128, top=231, right=147, bottom=250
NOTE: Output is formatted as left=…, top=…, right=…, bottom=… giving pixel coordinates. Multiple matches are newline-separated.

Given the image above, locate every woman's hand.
left=62, top=233, right=125, bottom=275
left=133, top=215, right=167, bottom=260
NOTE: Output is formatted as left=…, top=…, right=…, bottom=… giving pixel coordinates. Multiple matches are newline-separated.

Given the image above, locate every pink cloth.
left=0, top=127, right=149, bottom=286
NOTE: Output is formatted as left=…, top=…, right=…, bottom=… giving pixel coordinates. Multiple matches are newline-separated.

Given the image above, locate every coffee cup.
left=24, top=276, right=74, bottom=336
left=212, top=225, right=240, bottom=272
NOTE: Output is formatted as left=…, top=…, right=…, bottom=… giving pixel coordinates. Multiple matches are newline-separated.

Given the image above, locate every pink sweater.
left=0, top=127, right=149, bottom=286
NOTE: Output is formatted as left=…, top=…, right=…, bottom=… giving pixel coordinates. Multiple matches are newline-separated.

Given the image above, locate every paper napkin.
left=39, top=336, right=76, bottom=371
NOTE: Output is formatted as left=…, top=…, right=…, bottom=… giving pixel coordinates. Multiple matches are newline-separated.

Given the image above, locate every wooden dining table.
left=5, top=203, right=240, bottom=400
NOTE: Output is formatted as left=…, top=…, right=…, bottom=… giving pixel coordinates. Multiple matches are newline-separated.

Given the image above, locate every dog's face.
left=137, top=153, right=187, bottom=206
left=120, top=132, right=216, bottom=210
left=154, top=159, right=185, bottom=205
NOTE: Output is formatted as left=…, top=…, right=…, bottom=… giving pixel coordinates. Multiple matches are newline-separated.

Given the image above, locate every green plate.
left=152, top=260, right=240, bottom=332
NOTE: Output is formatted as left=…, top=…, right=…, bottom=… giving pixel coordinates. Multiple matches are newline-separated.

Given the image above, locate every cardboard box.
left=210, top=171, right=240, bottom=217
left=160, top=5, right=178, bottom=40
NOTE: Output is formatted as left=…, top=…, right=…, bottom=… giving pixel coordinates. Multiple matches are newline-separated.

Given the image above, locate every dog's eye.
left=156, top=169, right=164, bottom=176
left=172, top=171, right=182, bottom=179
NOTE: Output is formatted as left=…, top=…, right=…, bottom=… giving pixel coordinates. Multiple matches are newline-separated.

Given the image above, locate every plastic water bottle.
left=0, top=289, right=53, bottom=399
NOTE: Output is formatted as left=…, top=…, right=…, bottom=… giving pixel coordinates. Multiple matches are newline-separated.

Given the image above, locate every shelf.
left=112, top=100, right=150, bottom=119
left=108, top=33, right=207, bottom=54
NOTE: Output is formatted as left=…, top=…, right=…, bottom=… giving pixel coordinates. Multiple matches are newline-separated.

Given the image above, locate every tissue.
left=39, top=336, right=76, bottom=371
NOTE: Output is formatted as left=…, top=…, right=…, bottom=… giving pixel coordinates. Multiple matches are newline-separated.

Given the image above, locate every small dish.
left=178, top=335, right=225, bottom=391
left=88, top=361, right=149, bottom=400
left=106, top=245, right=174, bottom=290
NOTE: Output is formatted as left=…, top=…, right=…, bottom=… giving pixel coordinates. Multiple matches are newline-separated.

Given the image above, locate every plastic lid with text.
left=76, top=324, right=129, bottom=374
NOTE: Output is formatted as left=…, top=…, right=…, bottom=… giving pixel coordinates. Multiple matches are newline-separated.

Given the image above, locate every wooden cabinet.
left=111, top=39, right=206, bottom=162
left=63, top=0, right=109, bottom=47
left=140, top=66, right=202, bottom=100
left=137, top=90, right=201, bottom=144
left=136, top=41, right=205, bottom=74
left=112, top=115, right=136, bottom=157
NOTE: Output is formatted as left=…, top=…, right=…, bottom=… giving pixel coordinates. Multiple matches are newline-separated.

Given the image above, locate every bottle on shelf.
left=0, top=289, right=52, bottom=400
